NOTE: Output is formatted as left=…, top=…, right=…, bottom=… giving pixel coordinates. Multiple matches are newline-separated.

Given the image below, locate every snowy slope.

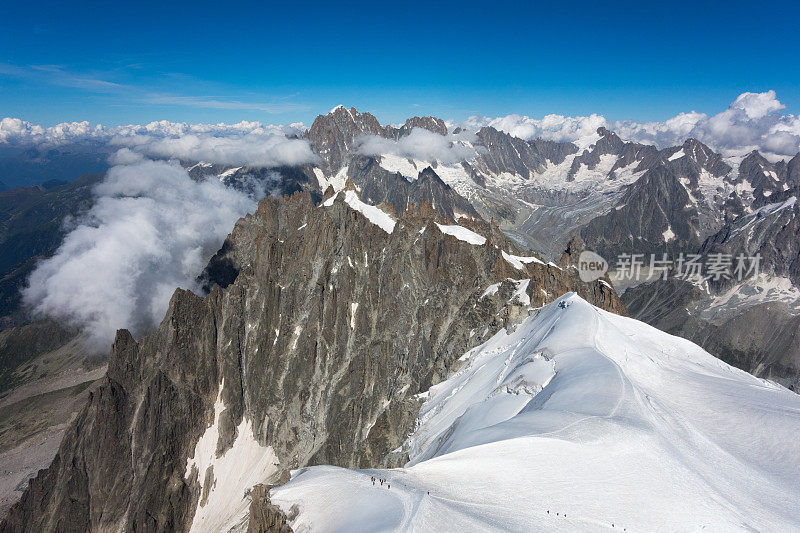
left=271, top=294, right=800, bottom=532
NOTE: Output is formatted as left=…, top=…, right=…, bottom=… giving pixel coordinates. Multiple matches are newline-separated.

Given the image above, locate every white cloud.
left=611, top=90, right=800, bottom=160
left=1, top=117, right=317, bottom=167
left=459, top=91, right=800, bottom=160
left=22, top=156, right=261, bottom=349
left=483, top=113, right=608, bottom=149
left=0, top=117, right=104, bottom=145
left=113, top=131, right=318, bottom=167
left=356, top=127, right=478, bottom=165
left=455, top=113, right=607, bottom=148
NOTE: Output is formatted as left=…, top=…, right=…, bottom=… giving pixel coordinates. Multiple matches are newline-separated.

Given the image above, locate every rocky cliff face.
left=566, top=127, right=658, bottom=181
left=700, top=188, right=800, bottom=287
left=623, top=277, right=800, bottom=391
left=307, top=106, right=386, bottom=173
left=351, top=159, right=481, bottom=222
left=471, top=126, right=577, bottom=179
left=3, top=188, right=623, bottom=531
left=580, top=136, right=751, bottom=260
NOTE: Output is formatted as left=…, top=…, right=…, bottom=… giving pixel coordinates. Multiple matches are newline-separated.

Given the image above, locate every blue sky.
left=1, top=0, right=798, bottom=126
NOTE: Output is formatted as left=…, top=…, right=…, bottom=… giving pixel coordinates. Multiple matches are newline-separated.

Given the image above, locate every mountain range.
left=0, top=105, right=799, bottom=530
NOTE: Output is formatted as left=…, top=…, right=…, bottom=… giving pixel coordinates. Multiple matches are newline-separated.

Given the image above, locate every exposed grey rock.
left=581, top=163, right=701, bottom=259
left=307, top=106, right=386, bottom=173
left=248, top=484, right=293, bottom=533
left=391, top=116, right=448, bottom=137
left=567, top=127, right=658, bottom=181
left=623, top=278, right=800, bottom=391
left=737, top=151, right=788, bottom=207
left=349, top=157, right=481, bottom=222
left=472, top=126, right=577, bottom=179
left=701, top=188, right=800, bottom=288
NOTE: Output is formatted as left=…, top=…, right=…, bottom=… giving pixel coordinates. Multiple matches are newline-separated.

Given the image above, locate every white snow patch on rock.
left=218, top=166, right=242, bottom=179
left=434, top=223, right=486, bottom=245
left=186, top=380, right=279, bottom=533
left=668, top=149, right=685, bottom=161
left=343, top=190, right=396, bottom=233
left=502, top=250, right=544, bottom=270
left=481, top=282, right=501, bottom=299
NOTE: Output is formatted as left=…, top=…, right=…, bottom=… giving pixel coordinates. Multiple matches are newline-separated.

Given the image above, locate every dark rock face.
left=567, top=128, right=658, bottom=181
left=581, top=164, right=701, bottom=259
left=472, top=127, right=577, bottom=179
left=623, top=278, right=800, bottom=391
left=304, top=107, right=483, bottom=223
left=307, top=106, right=387, bottom=173
left=220, top=165, right=321, bottom=203
left=392, top=116, right=448, bottom=137
left=737, top=151, right=789, bottom=207
left=787, top=153, right=800, bottom=188
left=350, top=157, right=481, bottom=222
left=247, top=485, right=293, bottom=533
left=701, top=189, right=800, bottom=288
left=580, top=136, right=754, bottom=260
left=3, top=189, right=623, bottom=531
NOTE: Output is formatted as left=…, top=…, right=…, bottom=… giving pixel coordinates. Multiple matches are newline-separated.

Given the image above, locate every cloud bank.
left=459, top=91, right=800, bottom=160
left=23, top=156, right=261, bottom=349
left=113, top=132, right=318, bottom=167
left=0, top=117, right=305, bottom=148
left=613, top=91, right=800, bottom=160
left=356, top=128, right=478, bottom=165
left=463, top=113, right=607, bottom=149
left=4, top=90, right=798, bottom=162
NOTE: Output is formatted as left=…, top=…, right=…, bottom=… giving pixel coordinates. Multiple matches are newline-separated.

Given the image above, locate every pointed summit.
left=308, top=106, right=385, bottom=171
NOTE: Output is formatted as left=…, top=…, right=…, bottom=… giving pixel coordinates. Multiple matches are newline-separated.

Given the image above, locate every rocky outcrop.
left=247, top=485, right=293, bottom=533
left=581, top=163, right=701, bottom=259
left=701, top=188, right=800, bottom=288
left=567, top=127, right=658, bottom=180
left=391, top=116, right=448, bottom=137
left=737, top=151, right=788, bottom=207
left=3, top=188, right=624, bottom=531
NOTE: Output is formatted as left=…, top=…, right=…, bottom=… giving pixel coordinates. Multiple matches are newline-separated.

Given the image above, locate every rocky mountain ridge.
left=2, top=186, right=622, bottom=531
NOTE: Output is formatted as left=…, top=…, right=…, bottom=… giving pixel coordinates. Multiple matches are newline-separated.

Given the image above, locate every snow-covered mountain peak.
left=272, top=293, right=800, bottom=531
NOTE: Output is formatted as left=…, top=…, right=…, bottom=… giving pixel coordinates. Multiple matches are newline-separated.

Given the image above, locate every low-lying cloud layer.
left=356, top=128, right=478, bottom=165
left=461, top=113, right=607, bottom=149
left=0, top=117, right=305, bottom=148
left=113, top=132, right=318, bottom=167
left=23, top=156, right=261, bottom=349
left=615, top=91, right=800, bottom=160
